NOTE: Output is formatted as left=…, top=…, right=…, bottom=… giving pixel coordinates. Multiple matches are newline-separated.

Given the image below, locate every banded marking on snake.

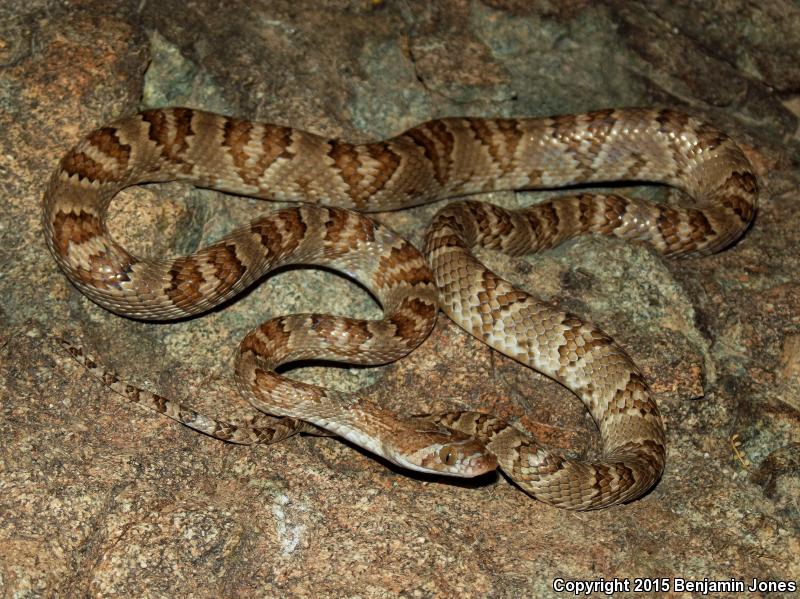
left=44, top=107, right=757, bottom=509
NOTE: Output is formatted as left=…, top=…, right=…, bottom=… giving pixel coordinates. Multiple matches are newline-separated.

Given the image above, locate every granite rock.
left=1, top=0, right=798, bottom=596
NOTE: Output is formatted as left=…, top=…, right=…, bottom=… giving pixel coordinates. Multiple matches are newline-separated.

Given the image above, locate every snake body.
left=43, top=107, right=757, bottom=509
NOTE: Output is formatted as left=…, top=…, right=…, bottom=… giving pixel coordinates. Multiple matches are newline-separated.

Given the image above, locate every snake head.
left=387, top=424, right=497, bottom=477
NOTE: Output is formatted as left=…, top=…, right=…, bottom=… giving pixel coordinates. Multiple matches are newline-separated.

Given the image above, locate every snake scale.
left=44, top=107, right=757, bottom=509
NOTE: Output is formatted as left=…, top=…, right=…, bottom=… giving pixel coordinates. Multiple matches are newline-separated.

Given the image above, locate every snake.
left=43, top=107, right=757, bottom=509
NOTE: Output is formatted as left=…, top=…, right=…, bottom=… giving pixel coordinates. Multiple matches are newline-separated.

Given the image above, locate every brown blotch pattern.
left=524, top=202, right=561, bottom=248
left=694, top=121, right=729, bottom=151
left=141, top=107, right=195, bottom=165
left=205, top=242, right=246, bottom=292
left=261, top=124, right=295, bottom=166
left=655, top=205, right=682, bottom=249
left=324, top=208, right=375, bottom=250
left=655, top=110, right=693, bottom=168
left=593, top=463, right=634, bottom=497
left=404, top=120, right=455, bottom=186
left=655, top=109, right=691, bottom=136
left=51, top=209, right=104, bottom=256
left=550, top=112, right=603, bottom=179
left=251, top=210, right=306, bottom=257
left=310, top=315, right=373, bottom=349
left=388, top=308, right=429, bottom=344
left=365, top=142, right=402, bottom=196
left=477, top=270, right=529, bottom=323
left=577, top=194, right=598, bottom=229
left=375, top=243, right=432, bottom=288
left=88, top=127, right=131, bottom=164
left=61, top=126, right=132, bottom=182
left=608, top=373, right=653, bottom=415
left=61, top=149, right=116, bottom=182
left=328, top=140, right=364, bottom=200
left=61, top=126, right=131, bottom=182
left=396, top=296, right=436, bottom=328
left=240, top=329, right=273, bottom=359
left=222, top=118, right=256, bottom=185
left=476, top=202, right=514, bottom=243
left=225, top=121, right=295, bottom=187
left=465, top=118, right=511, bottom=172
left=165, top=256, right=206, bottom=306
left=425, top=232, right=464, bottom=253
left=495, top=119, right=523, bottom=165
left=557, top=317, right=614, bottom=364
left=241, top=320, right=294, bottom=361
left=583, top=109, right=617, bottom=159
left=729, top=170, right=758, bottom=195
left=721, top=171, right=758, bottom=221
left=600, top=195, right=628, bottom=232
left=686, top=209, right=715, bottom=244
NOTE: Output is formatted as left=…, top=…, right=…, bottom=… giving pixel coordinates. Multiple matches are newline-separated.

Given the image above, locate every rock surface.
left=1, top=0, right=798, bottom=596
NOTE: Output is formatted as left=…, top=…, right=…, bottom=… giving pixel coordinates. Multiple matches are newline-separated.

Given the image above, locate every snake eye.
left=439, top=446, right=457, bottom=466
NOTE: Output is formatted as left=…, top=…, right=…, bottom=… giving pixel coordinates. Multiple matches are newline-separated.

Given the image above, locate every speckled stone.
left=1, top=0, right=798, bottom=596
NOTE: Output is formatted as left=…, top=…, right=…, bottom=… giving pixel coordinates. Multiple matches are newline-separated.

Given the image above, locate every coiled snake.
left=44, top=107, right=757, bottom=509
